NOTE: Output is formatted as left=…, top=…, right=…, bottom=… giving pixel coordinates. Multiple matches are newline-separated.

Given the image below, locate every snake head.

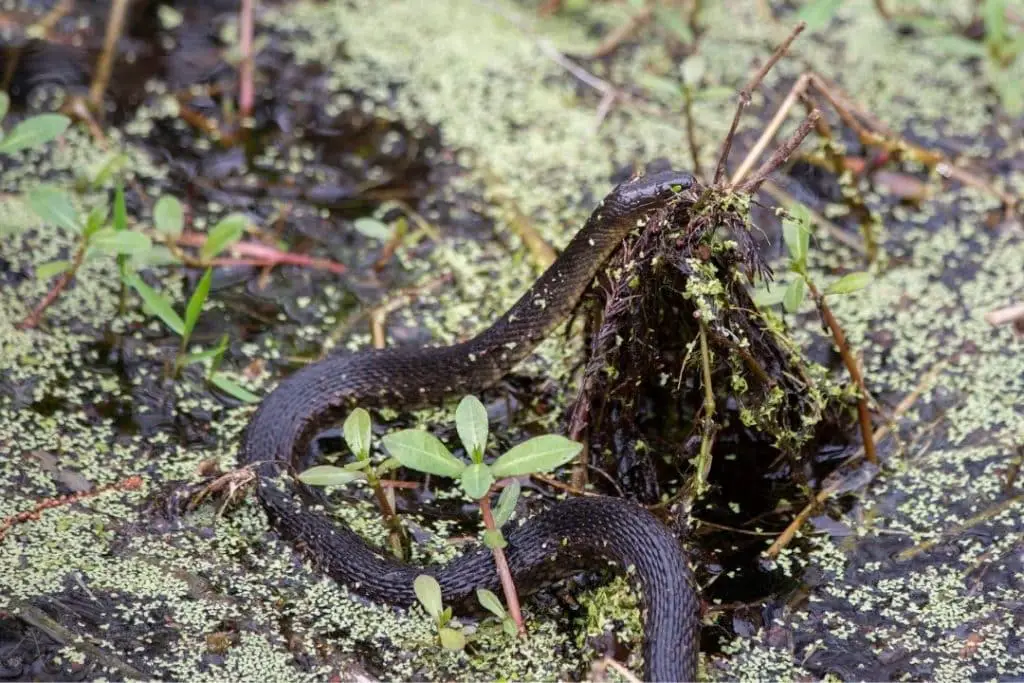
left=614, top=170, right=697, bottom=214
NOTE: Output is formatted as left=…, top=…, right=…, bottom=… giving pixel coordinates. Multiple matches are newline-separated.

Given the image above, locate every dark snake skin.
left=242, top=170, right=700, bottom=681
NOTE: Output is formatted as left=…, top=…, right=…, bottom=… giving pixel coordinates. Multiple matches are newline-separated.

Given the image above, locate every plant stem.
left=89, top=0, right=130, bottom=112
left=19, top=241, right=88, bottom=329
left=366, top=470, right=410, bottom=561
left=805, top=279, right=877, bottom=464
left=694, top=321, right=717, bottom=493
left=479, top=494, right=525, bottom=635
left=238, top=0, right=255, bottom=120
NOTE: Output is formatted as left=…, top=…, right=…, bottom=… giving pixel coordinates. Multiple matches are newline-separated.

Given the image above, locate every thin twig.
left=730, top=73, right=811, bottom=186
left=238, top=0, right=255, bottom=120
left=735, top=109, right=821, bottom=194
left=694, top=321, right=717, bottom=492
left=591, top=3, right=653, bottom=58
left=88, top=0, right=130, bottom=111
left=18, top=241, right=87, bottom=329
left=806, top=279, right=876, bottom=464
left=713, top=21, right=806, bottom=185
left=985, top=301, right=1024, bottom=328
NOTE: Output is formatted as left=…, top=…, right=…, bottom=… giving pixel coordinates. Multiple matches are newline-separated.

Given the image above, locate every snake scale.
left=242, top=170, right=701, bottom=681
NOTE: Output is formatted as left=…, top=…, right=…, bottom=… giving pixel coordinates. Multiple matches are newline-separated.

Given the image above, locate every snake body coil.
left=242, top=170, right=700, bottom=681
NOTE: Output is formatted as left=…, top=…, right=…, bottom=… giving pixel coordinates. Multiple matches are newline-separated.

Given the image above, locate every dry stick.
left=694, top=321, right=717, bottom=493
left=88, top=0, right=130, bottom=111
left=730, top=73, right=811, bottom=186
left=735, top=109, right=821, bottom=195
left=713, top=21, right=806, bottom=186
left=237, top=0, right=255, bottom=120
left=806, top=279, right=877, bottom=465
left=18, top=241, right=87, bottom=330
left=589, top=655, right=644, bottom=683
left=985, top=301, right=1024, bottom=328
left=682, top=88, right=705, bottom=181
left=895, top=493, right=1024, bottom=562
left=478, top=494, right=526, bottom=635
left=0, top=475, right=143, bottom=541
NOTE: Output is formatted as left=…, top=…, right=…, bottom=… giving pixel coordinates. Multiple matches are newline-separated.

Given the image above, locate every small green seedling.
left=382, top=394, right=582, bottom=635
left=476, top=588, right=518, bottom=637
left=0, top=94, right=71, bottom=156
left=414, top=574, right=465, bottom=651
left=297, top=408, right=409, bottom=559
left=123, top=265, right=257, bottom=403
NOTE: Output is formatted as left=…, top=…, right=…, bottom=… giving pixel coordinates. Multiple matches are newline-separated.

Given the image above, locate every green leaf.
left=0, top=114, right=70, bottom=154
left=455, top=395, right=488, bottom=460
left=35, top=260, right=70, bottom=280
left=382, top=430, right=465, bottom=478
left=181, top=346, right=225, bottom=366
left=123, top=272, right=184, bottom=335
left=782, top=277, right=806, bottom=313
left=28, top=185, right=80, bottom=233
left=493, top=480, right=520, bottom=528
left=297, top=465, right=366, bottom=487
left=343, top=408, right=373, bottom=459
left=825, top=271, right=872, bottom=296
left=983, top=0, right=1008, bottom=47
left=153, top=195, right=184, bottom=237
left=796, top=0, right=843, bottom=31
left=377, top=456, right=402, bottom=473
left=352, top=217, right=392, bottom=242
left=0, top=92, right=9, bottom=122
left=130, top=245, right=181, bottom=268
left=209, top=373, right=260, bottom=403
left=438, top=627, right=465, bottom=651
left=90, top=228, right=152, bottom=255
left=476, top=589, right=508, bottom=620
left=84, top=204, right=109, bottom=239
left=752, top=285, right=787, bottom=308
left=344, top=460, right=370, bottom=471
left=654, top=3, right=694, bottom=44
left=113, top=185, right=127, bottom=232
left=636, top=73, right=682, bottom=101
left=782, top=204, right=812, bottom=267
left=483, top=529, right=507, bottom=549
left=460, top=463, right=494, bottom=499
left=183, top=268, right=213, bottom=341
left=201, top=213, right=247, bottom=260
left=490, top=434, right=582, bottom=478
left=413, top=574, right=443, bottom=620
left=502, top=619, right=518, bottom=637
left=679, top=56, right=705, bottom=87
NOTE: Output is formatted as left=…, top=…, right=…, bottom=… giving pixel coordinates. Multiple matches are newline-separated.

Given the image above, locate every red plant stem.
left=19, top=242, right=87, bottom=330
left=807, top=280, right=877, bottom=464
left=238, top=0, right=255, bottom=119
left=174, top=232, right=346, bottom=274
left=479, top=494, right=526, bottom=635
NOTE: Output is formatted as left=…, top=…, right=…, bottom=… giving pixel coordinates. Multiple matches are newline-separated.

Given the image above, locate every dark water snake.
left=242, top=170, right=701, bottom=681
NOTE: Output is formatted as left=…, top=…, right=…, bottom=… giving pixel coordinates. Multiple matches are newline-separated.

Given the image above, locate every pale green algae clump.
left=1, top=0, right=1023, bottom=680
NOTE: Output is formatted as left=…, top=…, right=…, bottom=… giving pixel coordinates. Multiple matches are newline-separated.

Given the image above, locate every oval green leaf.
left=460, top=463, right=494, bottom=500
left=35, top=260, right=70, bottom=281
left=296, top=465, right=365, bottom=487
left=90, top=228, right=152, bottom=255
left=490, top=434, right=582, bottom=478
left=0, top=92, right=9, bottom=121
left=183, top=268, right=213, bottom=340
left=413, top=574, right=443, bottom=620
left=352, top=216, right=392, bottom=242
left=438, top=627, right=466, bottom=651
left=209, top=373, right=260, bottom=403
left=154, top=195, right=184, bottom=237
left=113, top=185, right=127, bottom=232
left=0, top=114, right=70, bottom=155
left=782, top=277, right=806, bottom=314
left=782, top=205, right=811, bottom=266
left=28, top=185, right=80, bottom=233
left=382, top=430, right=465, bottom=478
left=455, top=395, right=488, bottom=460
left=123, top=272, right=184, bottom=335
left=201, top=213, right=247, bottom=260
left=344, top=408, right=372, bottom=459
left=476, top=589, right=507, bottom=620
left=493, top=479, right=520, bottom=528
left=825, top=271, right=872, bottom=296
